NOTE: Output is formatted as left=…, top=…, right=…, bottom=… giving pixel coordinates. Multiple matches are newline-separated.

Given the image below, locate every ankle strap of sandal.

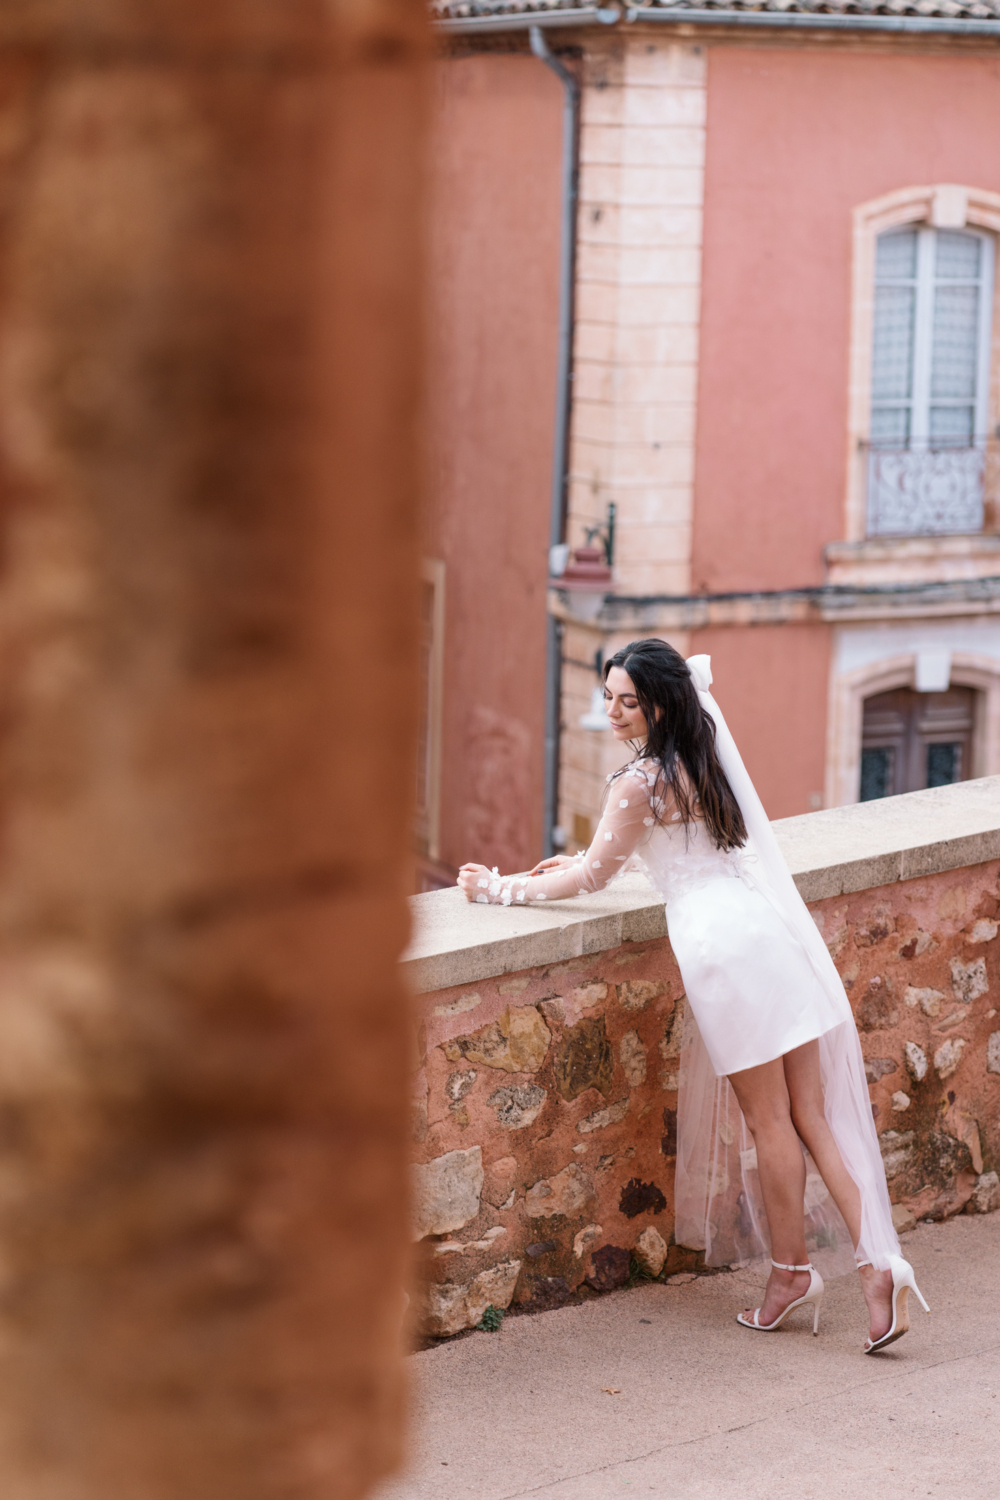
left=771, top=1259, right=812, bottom=1272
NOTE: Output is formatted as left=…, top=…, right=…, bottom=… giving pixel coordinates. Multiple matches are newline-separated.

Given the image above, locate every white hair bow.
left=686, top=654, right=713, bottom=694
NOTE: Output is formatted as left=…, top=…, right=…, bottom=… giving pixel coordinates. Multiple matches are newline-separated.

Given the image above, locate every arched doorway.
left=860, top=686, right=977, bottom=801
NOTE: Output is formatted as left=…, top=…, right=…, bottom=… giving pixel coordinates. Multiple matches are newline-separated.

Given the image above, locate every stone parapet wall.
left=412, top=933, right=685, bottom=1335
left=406, top=780, right=1000, bottom=1336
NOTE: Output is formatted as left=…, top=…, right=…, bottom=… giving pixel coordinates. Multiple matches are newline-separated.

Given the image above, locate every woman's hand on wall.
left=457, top=862, right=492, bottom=901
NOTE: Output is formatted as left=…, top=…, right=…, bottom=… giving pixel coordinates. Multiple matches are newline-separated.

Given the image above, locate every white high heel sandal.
left=858, top=1254, right=930, bottom=1354
left=736, top=1259, right=824, bottom=1335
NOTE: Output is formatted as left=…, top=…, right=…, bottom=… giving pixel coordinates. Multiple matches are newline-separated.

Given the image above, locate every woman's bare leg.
left=783, top=1039, right=893, bottom=1341
left=727, top=1057, right=811, bottom=1324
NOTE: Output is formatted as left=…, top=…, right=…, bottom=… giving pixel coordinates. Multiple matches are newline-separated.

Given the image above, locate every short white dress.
left=628, top=798, right=847, bottom=1076
left=474, top=658, right=900, bottom=1276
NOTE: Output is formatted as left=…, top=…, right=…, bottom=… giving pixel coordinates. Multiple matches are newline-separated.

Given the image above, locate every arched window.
left=868, top=225, right=994, bottom=536
left=843, top=184, right=1000, bottom=542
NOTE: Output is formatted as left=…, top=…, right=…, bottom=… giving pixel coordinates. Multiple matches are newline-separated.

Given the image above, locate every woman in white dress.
left=458, top=638, right=929, bottom=1352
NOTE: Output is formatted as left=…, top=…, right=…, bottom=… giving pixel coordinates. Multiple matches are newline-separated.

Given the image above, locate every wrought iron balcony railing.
left=864, top=438, right=1000, bottom=538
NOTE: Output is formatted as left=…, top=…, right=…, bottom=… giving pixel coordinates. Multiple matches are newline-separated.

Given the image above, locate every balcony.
left=865, top=438, right=1000, bottom=539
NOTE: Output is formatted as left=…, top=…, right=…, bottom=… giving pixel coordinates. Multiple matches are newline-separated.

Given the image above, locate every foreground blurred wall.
left=0, top=2, right=424, bottom=1495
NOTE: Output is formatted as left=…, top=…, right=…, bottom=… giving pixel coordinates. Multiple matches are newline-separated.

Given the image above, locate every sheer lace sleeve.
left=471, top=762, right=668, bottom=906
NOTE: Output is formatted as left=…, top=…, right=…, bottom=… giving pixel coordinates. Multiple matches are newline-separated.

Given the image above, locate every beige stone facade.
left=561, top=35, right=706, bottom=849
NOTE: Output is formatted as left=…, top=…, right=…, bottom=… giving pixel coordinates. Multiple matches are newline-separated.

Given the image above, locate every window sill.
left=825, top=533, right=1000, bottom=587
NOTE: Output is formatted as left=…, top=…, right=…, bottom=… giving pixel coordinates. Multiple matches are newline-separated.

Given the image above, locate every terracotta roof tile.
left=433, top=0, right=1000, bottom=23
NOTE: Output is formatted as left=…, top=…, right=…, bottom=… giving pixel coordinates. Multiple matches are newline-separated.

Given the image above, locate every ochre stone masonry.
left=412, top=860, right=1000, bottom=1336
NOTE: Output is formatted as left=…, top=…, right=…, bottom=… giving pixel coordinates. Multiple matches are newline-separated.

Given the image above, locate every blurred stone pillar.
left=0, top=2, right=424, bottom=1496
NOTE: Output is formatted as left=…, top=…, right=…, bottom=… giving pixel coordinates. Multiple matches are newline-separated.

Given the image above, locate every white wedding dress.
left=473, top=656, right=899, bottom=1276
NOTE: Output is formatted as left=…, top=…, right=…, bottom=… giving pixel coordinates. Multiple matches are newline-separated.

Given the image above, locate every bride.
left=457, top=638, right=929, bottom=1352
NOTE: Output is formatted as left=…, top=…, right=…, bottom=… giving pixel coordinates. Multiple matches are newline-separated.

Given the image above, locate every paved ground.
left=374, top=1212, right=1000, bottom=1500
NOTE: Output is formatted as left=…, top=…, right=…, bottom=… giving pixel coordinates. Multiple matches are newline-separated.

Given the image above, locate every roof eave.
left=434, top=7, right=1000, bottom=38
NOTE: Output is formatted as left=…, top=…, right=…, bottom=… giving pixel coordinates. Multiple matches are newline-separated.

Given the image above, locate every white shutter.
left=928, top=230, right=987, bottom=445
left=868, top=224, right=994, bottom=536
left=871, top=228, right=917, bottom=444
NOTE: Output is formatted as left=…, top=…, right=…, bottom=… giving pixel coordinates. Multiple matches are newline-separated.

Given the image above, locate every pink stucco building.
left=422, top=3, right=1000, bottom=882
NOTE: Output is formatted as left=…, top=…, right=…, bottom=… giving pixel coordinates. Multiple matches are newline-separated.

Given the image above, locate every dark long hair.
left=604, top=638, right=747, bottom=851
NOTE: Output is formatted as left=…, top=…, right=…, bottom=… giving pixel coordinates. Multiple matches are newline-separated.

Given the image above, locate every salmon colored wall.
left=426, top=54, right=562, bottom=874
left=693, top=44, right=1000, bottom=594
left=688, top=624, right=831, bottom=818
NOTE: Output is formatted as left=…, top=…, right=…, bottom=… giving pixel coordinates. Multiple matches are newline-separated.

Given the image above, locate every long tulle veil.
left=672, top=655, right=899, bottom=1275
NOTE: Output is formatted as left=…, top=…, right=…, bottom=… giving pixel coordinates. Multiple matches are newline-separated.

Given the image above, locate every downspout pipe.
left=532, top=23, right=580, bottom=858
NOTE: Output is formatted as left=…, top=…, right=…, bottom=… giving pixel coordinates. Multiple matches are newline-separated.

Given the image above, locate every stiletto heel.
left=861, top=1254, right=931, bottom=1354
left=736, top=1259, right=824, bottom=1336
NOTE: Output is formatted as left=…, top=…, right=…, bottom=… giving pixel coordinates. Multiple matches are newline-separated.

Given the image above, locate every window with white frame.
left=867, top=225, right=994, bottom=536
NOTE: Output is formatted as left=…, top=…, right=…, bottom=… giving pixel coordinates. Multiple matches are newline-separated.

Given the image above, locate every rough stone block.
left=898, top=928, right=934, bottom=960
left=965, top=1171, right=1000, bottom=1214
left=853, top=908, right=895, bottom=947
left=661, top=1106, right=678, bottom=1157
left=517, top=1276, right=572, bottom=1314
left=634, top=1225, right=667, bottom=1277
left=617, top=978, right=665, bottom=1011
left=525, top=1163, right=595, bottom=1220
left=891, top=1091, right=910, bottom=1112
left=573, top=1223, right=602, bottom=1258
left=864, top=1057, right=898, bottom=1083
left=570, top=982, right=608, bottom=1008
left=879, top=1130, right=916, bottom=1181
left=577, top=1098, right=629, bottom=1134
left=553, top=1015, right=614, bottom=1101
left=447, top=1006, right=551, bottom=1073
left=857, top=988, right=899, bottom=1030
left=586, top=1244, right=631, bottom=1292
left=446, top=1069, right=477, bottom=1106
left=942, top=1104, right=983, bottom=1174
left=904, top=1040, right=928, bottom=1082
left=487, top=1084, right=547, bottom=1130
left=412, top=1147, right=484, bottom=1239
left=909, top=1167, right=978, bottom=1221
left=433, top=992, right=482, bottom=1019
left=891, top=1202, right=917, bottom=1234
left=619, top=1177, right=667, bottom=1219
left=904, top=986, right=944, bottom=1018
left=423, top=1259, right=522, bottom=1337
left=659, top=1005, right=683, bottom=1060
left=619, top=1029, right=647, bottom=1086
left=933, top=1037, right=966, bottom=1080
left=987, top=1031, right=1000, bottom=1075
left=950, top=956, right=989, bottom=1003
left=665, top=1244, right=703, bottom=1276
left=482, top=1155, right=517, bottom=1208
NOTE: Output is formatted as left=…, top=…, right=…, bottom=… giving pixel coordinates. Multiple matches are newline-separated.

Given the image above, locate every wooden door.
left=860, top=686, right=976, bottom=801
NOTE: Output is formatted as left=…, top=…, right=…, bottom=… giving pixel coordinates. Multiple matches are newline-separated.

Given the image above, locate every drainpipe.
left=532, top=23, right=580, bottom=858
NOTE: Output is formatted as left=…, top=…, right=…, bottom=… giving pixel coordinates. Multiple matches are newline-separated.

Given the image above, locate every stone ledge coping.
left=403, top=775, right=1000, bottom=993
